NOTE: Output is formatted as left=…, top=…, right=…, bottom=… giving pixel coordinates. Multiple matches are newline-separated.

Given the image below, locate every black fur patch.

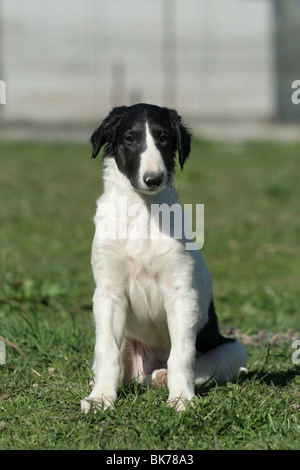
left=195, top=299, right=234, bottom=354
left=90, top=103, right=192, bottom=190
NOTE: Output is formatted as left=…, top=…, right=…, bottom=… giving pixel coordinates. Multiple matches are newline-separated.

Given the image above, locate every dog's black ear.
left=167, top=108, right=192, bottom=170
left=91, top=106, right=128, bottom=159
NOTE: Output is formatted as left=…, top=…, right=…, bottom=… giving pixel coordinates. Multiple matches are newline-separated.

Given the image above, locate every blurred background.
left=1, top=3, right=300, bottom=448
left=0, top=0, right=300, bottom=142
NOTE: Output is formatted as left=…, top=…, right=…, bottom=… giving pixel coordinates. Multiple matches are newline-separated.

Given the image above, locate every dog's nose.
left=143, top=171, right=164, bottom=189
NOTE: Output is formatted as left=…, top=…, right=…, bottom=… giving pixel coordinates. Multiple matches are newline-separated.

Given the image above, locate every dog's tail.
left=194, top=340, right=248, bottom=385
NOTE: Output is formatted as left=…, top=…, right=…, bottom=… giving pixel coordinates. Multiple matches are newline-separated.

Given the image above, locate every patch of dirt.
left=224, top=328, right=300, bottom=347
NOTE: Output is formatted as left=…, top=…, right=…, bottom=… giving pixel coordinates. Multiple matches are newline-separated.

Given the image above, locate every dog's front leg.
left=81, top=287, right=127, bottom=413
left=166, top=293, right=198, bottom=411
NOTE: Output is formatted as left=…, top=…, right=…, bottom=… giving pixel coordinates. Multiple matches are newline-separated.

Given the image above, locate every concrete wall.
left=0, top=0, right=281, bottom=140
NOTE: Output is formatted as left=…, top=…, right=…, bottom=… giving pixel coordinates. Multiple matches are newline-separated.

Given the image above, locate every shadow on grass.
left=116, top=361, right=299, bottom=404
left=243, top=368, right=300, bottom=387
left=193, top=366, right=300, bottom=396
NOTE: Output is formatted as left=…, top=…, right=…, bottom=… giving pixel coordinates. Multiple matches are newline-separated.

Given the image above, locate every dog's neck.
left=102, top=157, right=179, bottom=207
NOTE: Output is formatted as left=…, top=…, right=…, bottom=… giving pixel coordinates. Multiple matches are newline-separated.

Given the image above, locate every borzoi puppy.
left=81, top=103, right=247, bottom=412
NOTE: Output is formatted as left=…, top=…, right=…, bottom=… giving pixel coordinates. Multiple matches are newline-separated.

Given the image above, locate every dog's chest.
left=125, top=237, right=161, bottom=301
left=124, top=236, right=169, bottom=336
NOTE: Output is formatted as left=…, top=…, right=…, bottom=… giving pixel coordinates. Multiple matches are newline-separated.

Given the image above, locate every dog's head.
left=90, top=103, right=191, bottom=194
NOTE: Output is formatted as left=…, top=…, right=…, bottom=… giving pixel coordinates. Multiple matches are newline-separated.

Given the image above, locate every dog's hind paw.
left=151, top=368, right=168, bottom=389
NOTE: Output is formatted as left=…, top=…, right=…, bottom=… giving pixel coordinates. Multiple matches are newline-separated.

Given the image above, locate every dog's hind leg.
left=194, top=340, right=248, bottom=384
left=120, top=338, right=145, bottom=384
left=194, top=299, right=247, bottom=384
left=121, top=339, right=168, bottom=386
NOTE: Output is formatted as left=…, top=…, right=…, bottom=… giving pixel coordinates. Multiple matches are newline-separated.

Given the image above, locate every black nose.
left=143, top=172, right=164, bottom=189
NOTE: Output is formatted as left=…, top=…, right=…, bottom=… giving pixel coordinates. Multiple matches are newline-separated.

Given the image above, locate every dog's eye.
left=159, top=134, right=168, bottom=143
left=125, top=135, right=136, bottom=144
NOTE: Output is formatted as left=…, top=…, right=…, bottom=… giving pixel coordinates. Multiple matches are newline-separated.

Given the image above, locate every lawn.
left=0, top=139, right=299, bottom=450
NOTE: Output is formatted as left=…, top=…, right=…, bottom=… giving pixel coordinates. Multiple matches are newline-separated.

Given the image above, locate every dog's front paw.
left=167, top=396, right=194, bottom=411
left=81, top=394, right=115, bottom=413
left=167, top=389, right=194, bottom=412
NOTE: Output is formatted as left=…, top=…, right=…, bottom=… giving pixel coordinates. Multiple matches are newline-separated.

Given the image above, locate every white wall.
left=1, top=0, right=274, bottom=127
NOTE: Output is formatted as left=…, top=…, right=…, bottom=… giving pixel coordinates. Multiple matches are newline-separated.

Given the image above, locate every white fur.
left=138, top=123, right=167, bottom=191
left=194, top=340, right=248, bottom=385
left=81, top=132, right=247, bottom=413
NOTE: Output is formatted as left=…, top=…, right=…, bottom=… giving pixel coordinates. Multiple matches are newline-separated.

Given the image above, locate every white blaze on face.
left=139, top=122, right=167, bottom=190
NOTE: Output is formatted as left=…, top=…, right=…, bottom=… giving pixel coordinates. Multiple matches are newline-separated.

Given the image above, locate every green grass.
left=0, top=139, right=299, bottom=450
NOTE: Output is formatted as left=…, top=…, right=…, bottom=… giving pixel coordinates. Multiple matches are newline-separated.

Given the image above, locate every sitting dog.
left=81, top=103, right=247, bottom=412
